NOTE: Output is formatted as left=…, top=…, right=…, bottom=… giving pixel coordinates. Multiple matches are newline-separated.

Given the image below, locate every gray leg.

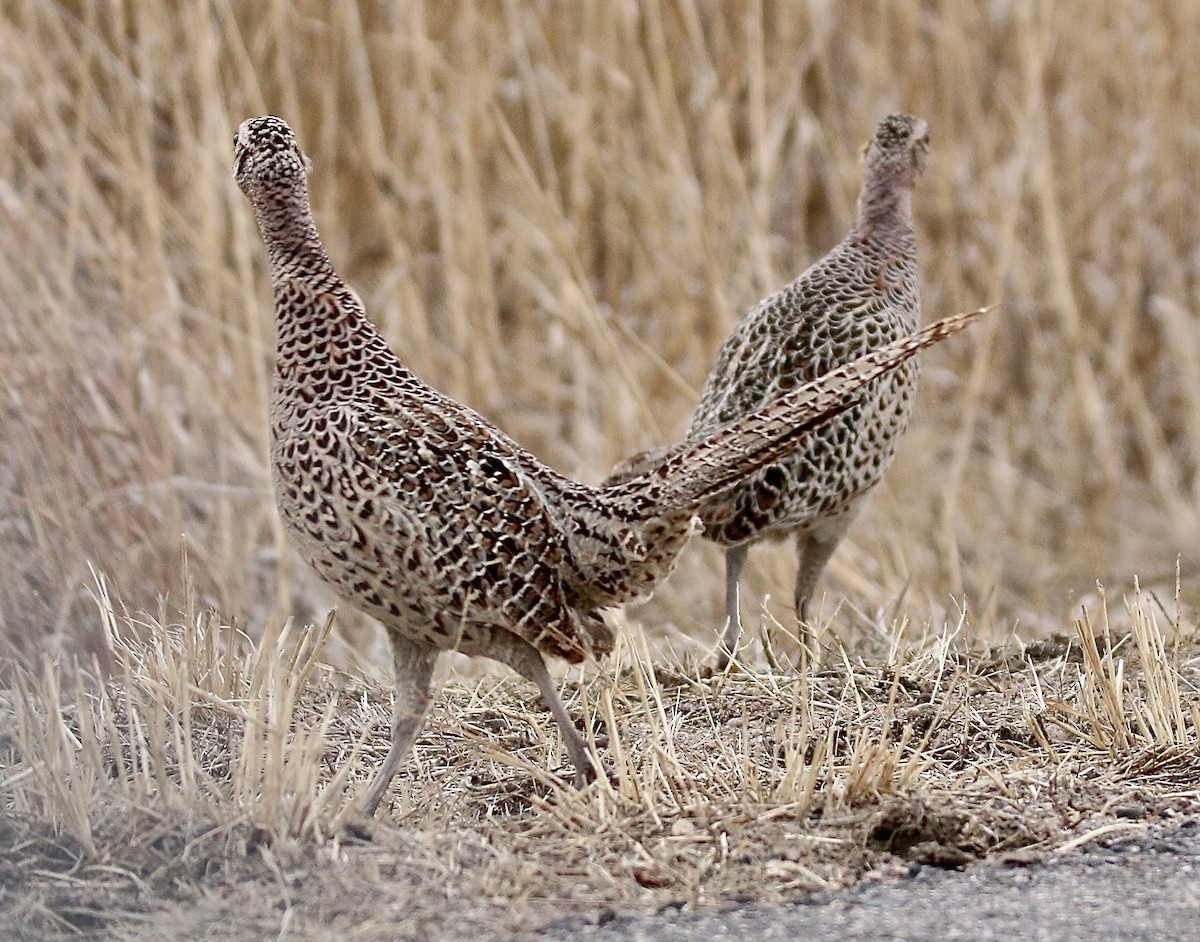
left=793, top=530, right=844, bottom=651
left=487, top=636, right=596, bottom=787
left=714, top=544, right=749, bottom=671
left=360, top=634, right=440, bottom=817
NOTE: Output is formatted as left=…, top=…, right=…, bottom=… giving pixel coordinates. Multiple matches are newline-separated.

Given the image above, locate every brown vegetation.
left=3, top=580, right=1199, bottom=938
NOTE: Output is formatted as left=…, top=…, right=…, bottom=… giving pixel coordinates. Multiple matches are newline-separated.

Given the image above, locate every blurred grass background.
left=1, top=0, right=1199, bottom=668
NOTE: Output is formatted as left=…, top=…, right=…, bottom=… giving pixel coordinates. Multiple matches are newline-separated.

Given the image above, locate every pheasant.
left=234, top=115, right=977, bottom=816
left=676, top=113, right=931, bottom=668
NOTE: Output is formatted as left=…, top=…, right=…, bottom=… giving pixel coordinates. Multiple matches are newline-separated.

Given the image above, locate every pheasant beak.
left=911, top=123, right=930, bottom=173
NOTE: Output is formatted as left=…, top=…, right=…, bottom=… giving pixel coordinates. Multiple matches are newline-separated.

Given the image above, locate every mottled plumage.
left=626, top=114, right=930, bottom=667
left=235, top=115, right=973, bottom=815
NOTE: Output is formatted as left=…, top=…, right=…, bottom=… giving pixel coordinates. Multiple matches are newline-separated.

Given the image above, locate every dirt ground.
left=536, top=822, right=1200, bottom=942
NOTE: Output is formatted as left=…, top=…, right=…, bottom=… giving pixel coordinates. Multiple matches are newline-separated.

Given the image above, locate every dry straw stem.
left=1037, top=576, right=1200, bottom=758
left=3, top=576, right=1198, bottom=937
left=6, top=573, right=365, bottom=846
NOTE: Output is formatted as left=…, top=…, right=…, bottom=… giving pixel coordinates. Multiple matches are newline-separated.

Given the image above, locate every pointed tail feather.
left=604, top=307, right=990, bottom=515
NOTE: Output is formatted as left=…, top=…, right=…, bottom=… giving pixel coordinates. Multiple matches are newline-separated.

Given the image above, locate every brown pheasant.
left=675, top=113, right=931, bottom=667
left=234, top=115, right=978, bottom=816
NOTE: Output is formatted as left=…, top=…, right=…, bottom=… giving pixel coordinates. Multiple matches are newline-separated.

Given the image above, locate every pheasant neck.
left=251, top=184, right=338, bottom=288
left=853, top=174, right=914, bottom=239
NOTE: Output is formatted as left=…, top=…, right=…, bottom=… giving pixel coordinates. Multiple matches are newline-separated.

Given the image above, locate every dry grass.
left=3, top=577, right=1199, bottom=939
left=3, top=1, right=1200, bottom=660
left=3, top=1, right=1200, bottom=939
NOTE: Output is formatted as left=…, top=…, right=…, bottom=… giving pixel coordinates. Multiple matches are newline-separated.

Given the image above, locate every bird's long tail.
left=603, top=307, right=990, bottom=515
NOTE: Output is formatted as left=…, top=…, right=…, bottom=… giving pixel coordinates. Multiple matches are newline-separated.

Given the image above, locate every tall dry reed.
left=1, top=2, right=1198, bottom=663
